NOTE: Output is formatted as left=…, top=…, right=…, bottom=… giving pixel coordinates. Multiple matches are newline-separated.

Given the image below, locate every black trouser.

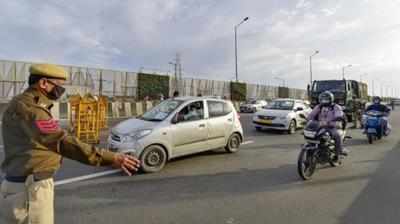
left=327, top=128, right=343, bottom=156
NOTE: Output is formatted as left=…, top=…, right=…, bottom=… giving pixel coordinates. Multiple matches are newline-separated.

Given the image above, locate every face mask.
left=46, top=80, right=66, bottom=100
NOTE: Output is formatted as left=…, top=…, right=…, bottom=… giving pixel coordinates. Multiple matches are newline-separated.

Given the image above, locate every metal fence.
left=0, top=59, right=306, bottom=101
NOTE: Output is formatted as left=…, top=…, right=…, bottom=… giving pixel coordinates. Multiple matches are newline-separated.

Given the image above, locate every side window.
left=177, top=101, right=204, bottom=122
left=207, top=101, right=232, bottom=118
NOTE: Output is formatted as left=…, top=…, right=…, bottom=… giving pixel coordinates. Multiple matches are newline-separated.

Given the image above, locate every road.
left=1, top=112, right=400, bottom=224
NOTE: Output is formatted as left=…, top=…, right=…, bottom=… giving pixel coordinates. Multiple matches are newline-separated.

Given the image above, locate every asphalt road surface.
left=1, top=112, right=400, bottom=224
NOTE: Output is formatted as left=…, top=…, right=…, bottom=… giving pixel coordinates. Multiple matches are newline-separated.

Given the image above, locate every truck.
left=307, top=79, right=368, bottom=127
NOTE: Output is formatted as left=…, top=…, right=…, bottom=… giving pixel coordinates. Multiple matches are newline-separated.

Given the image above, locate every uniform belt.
left=5, top=172, right=54, bottom=183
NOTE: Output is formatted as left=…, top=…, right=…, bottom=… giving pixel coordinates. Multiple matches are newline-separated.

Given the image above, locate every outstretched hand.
left=113, top=153, right=141, bottom=176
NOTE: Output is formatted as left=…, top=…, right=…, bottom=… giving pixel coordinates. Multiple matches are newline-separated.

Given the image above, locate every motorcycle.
left=363, top=110, right=389, bottom=144
left=297, top=118, right=350, bottom=180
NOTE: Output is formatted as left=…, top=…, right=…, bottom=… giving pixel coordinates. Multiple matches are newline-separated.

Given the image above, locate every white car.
left=252, top=99, right=311, bottom=134
left=240, top=99, right=268, bottom=113
left=108, top=97, right=244, bottom=173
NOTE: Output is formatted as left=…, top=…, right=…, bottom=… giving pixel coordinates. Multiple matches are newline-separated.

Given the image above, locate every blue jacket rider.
left=364, top=96, right=391, bottom=135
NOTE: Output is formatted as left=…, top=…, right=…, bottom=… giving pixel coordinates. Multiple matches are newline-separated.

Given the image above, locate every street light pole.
left=234, top=17, right=249, bottom=82
left=309, top=50, right=319, bottom=86
left=342, top=64, right=352, bottom=79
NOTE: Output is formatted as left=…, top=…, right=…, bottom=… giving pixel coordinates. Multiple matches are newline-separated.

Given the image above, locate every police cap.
left=29, top=64, right=67, bottom=80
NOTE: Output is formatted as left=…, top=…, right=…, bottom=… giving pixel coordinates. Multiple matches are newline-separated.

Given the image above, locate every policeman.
left=0, top=64, right=141, bottom=224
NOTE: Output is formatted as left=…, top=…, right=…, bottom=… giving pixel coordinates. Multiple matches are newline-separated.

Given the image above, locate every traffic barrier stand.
left=68, top=94, right=108, bottom=144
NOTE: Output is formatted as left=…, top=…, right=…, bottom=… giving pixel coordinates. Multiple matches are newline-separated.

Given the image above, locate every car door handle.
left=227, top=118, right=233, bottom=122
left=199, top=124, right=206, bottom=128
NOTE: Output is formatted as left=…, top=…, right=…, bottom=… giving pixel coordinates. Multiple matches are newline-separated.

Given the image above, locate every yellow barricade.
left=68, top=94, right=108, bottom=144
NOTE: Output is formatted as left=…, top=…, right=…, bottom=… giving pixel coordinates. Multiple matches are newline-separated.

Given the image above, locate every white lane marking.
left=54, top=169, right=122, bottom=187
left=21, top=140, right=255, bottom=186
left=242, top=140, right=254, bottom=145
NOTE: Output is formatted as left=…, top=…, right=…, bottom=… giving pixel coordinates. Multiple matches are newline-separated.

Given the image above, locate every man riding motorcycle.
left=307, top=91, right=349, bottom=160
left=363, top=96, right=391, bottom=135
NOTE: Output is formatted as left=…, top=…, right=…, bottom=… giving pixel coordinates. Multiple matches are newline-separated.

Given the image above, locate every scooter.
left=363, top=110, right=389, bottom=144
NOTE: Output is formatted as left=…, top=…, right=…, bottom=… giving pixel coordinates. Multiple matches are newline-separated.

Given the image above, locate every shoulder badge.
left=35, top=119, right=60, bottom=134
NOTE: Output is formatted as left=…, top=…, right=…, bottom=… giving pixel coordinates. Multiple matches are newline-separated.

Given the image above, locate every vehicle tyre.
left=225, top=133, right=241, bottom=153
left=288, top=120, right=296, bottom=134
left=368, top=134, right=374, bottom=144
left=297, top=148, right=316, bottom=180
left=329, top=153, right=342, bottom=167
left=140, top=145, right=167, bottom=173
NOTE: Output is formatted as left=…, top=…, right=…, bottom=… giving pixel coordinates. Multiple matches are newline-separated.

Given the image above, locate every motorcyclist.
left=307, top=91, right=349, bottom=160
left=363, top=96, right=391, bottom=135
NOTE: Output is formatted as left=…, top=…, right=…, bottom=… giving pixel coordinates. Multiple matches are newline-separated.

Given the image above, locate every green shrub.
left=137, top=73, right=170, bottom=100
left=278, top=87, right=289, bottom=98
left=230, top=82, right=247, bottom=101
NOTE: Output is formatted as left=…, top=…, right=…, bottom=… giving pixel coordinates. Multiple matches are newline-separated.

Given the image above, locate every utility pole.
left=309, top=50, right=319, bottom=86
left=99, top=70, right=103, bottom=96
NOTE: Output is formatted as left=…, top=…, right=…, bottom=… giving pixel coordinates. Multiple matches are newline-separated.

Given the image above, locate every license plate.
left=367, top=128, right=377, bottom=133
left=258, top=119, right=272, bottom=124
left=304, top=130, right=316, bottom=138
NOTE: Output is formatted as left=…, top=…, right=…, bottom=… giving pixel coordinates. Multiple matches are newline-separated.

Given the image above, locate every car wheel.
left=288, top=120, right=296, bottom=134
left=140, top=145, right=167, bottom=173
left=225, top=133, right=241, bottom=153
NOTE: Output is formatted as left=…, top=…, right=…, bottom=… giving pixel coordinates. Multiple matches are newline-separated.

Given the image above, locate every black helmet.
left=318, top=91, right=334, bottom=106
left=372, top=96, right=381, bottom=104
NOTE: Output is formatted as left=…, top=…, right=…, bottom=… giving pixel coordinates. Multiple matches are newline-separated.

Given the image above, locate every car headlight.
left=122, top=129, right=152, bottom=142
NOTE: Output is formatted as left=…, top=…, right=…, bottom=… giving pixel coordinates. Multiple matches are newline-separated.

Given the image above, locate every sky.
left=1, top=0, right=400, bottom=95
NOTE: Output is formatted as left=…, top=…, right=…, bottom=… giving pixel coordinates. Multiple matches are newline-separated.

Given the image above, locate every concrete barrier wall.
left=0, top=94, right=307, bottom=123
left=0, top=60, right=307, bottom=101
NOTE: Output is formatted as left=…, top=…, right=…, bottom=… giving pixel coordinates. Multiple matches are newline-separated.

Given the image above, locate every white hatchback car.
left=108, top=97, right=243, bottom=173
left=252, top=99, right=311, bottom=134
left=240, top=99, right=268, bottom=113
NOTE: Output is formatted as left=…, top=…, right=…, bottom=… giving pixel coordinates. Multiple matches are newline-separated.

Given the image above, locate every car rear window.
left=207, top=101, right=232, bottom=118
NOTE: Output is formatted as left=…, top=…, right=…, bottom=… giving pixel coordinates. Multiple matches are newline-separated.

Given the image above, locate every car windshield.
left=140, top=99, right=183, bottom=121
left=313, top=81, right=345, bottom=92
left=246, top=100, right=257, bottom=104
left=266, top=100, right=294, bottom=110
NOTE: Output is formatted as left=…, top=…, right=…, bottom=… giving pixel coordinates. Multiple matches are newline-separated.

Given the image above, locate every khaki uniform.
left=0, top=87, right=115, bottom=224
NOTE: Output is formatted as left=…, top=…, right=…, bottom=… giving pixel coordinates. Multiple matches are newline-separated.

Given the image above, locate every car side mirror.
left=171, top=114, right=181, bottom=124
left=299, top=113, right=306, bottom=119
